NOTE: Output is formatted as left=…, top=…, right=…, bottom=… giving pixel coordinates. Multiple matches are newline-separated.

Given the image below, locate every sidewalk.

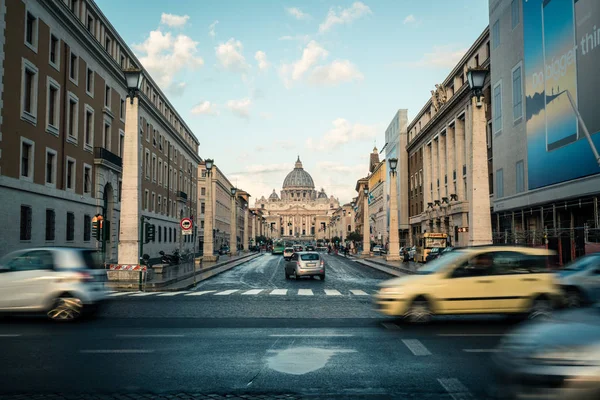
left=107, top=252, right=263, bottom=292
left=336, top=252, right=419, bottom=276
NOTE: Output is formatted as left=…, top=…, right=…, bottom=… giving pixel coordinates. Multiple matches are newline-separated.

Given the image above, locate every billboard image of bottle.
left=523, top=0, right=600, bottom=189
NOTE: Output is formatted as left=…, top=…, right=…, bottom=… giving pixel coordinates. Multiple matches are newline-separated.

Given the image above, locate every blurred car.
left=285, top=251, right=325, bottom=280
left=283, top=247, right=294, bottom=261
left=425, top=247, right=441, bottom=262
left=492, top=305, right=600, bottom=399
left=293, top=245, right=304, bottom=252
left=316, top=246, right=328, bottom=252
left=556, top=253, right=600, bottom=308
left=306, top=245, right=315, bottom=251
left=218, top=246, right=230, bottom=255
left=374, top=246, right=562, bottom=323
left=0, top=247, right=107, bottom=321
left=373, top=246, right=386, bottom=255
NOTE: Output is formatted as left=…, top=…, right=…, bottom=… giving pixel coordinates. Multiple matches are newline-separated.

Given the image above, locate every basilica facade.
left=255, top=157, right=340, bottom=241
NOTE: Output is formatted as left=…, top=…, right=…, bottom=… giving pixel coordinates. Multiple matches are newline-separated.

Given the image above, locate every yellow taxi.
left=375, top=246, right=563, bottom=323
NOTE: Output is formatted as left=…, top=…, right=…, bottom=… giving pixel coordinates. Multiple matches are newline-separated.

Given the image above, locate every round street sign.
left=180, top=218, right=193, bottom=231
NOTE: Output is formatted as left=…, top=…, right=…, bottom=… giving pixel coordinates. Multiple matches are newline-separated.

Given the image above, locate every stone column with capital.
left=243, top=207, right=249, bottom=251
left=230, top=195, right=237, bottom=255
left=468, top=98, right=493, bottom=245
left=202, top=171, right=218, bottom=261
left=423, top=144, right=432, bottom=207
left=439, top=133, right=447, bottom=200
left=118, top=97, right=141, bottom=265
left=432, top=138, right=439, bottom=204
left=386, top=170, right=401, bottom=261
left=455, top=118, right=466, bottom=202
left=446, top=125, right=456, bottom=198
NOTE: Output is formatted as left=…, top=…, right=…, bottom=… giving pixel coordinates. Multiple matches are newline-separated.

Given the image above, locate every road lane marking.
left=269, top=334, right=353, bottom=337
left=350, top=290, right=369, bottom=296
left=270, top=289, right=288, bottom=295
left=402, top=339, right=431, bottom=356
left=437, top=378, right=474, bottom=400
left=129, top=292, right=158, bottom=297
left=157, top=291, right=190, bottom=297
left=242, top=289, right=263, bottom=295
left=324, top=289, right=342, bottom=296
left=116, top=334, right=185, bottom=338
left=298, top=289, right=313, bottom=296
left=108, top=292, right=134, bottom=297
left=80, top=349, right=154, bottom=354
left=214, top=289, right=238, bottom=295
left=381, top=322, right=401, bottom=330
left=462, top=349, right=501, bottom=353
left=0, top=334, right=22, bottom=337
left=185, top=290, right=216, bottom=296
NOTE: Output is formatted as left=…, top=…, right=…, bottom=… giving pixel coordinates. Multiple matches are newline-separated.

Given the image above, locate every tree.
left=347, top=231, right=362, bottom=242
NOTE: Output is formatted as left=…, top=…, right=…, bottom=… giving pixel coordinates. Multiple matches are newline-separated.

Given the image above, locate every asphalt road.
left=0, top=254, right=520, bottom=399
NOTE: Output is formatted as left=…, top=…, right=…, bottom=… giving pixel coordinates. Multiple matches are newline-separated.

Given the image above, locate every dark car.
left=305, top=245, right=315, bottom=251
left=425, top=247, right=441, bottom=263
left=218, top=246, right=230, bottom=255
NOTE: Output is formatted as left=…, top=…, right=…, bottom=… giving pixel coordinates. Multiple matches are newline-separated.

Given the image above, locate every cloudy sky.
left=97, top=0, right=488, bottom=204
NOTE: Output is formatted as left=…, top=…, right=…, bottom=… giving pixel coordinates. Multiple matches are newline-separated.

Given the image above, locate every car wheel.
left=405, top=297, right=432, bottom=323
left=528, top=296, right=553, bottom=320
left=292, top=270, right=298, bottom=280
left=565, top=287, right=584, bottom=308
left=47, top=295, right=83, bottom=321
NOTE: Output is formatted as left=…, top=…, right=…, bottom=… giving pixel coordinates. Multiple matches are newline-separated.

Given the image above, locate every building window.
left=512, top=65, right=523, bottom=121
left=152, top=192, right=156, bottom=212
left=516, top=160, right=525, bottom=193
left=69, top=50, right=78, bottom=84
left=20, top=205, right=32, bottom=241
left=104, top=35, right=112, bottom=55
left=49, top=34, right=59, bottom=69
left=511, top=0, right=520, bottom=29
left=493, top=81, right=502, bottom=133
left=67, top=93, right=79, bottom=143
left=201, top=203, right=205, bottom=214
left=201, top=170, right=206, bottom=178
left=145, top=150, right=151, bottom=179
left=83, top=214, right=91, bottom=241
left=103, top=121, right=111, bottom=150
left=86, top=67, right=94, bottom=96
left=24, top=11, right=38, bottom=51
left=143, top=190, right=149, bottom=211
left=45, top=148, right=57, bottom=186
left=66, top=212, right=75, bottom=242
left=120, top=54, right=126, bottom=69
left=496, top=168, right=504, bottom=198
left=201, top=187, right=206, bottom=195
left=158, top=196, right=162, bottom=215
left=20, top=138, right=34, bottom=181
left=83, top=164, right=92, bottom=195
left=104, top=85, right=111, bottom=108
left=86, top=13, right=94, bottom=33
left=158, top=159, right=163, bottom=185
left=46, top=77, right=60, bottom=135
left=21, top=58, right=39, bottom=124
left=120, top=99, right=125, bottom=121
left=46, top=209, right=55, bottom=241
left=492, top=19, right=500, bottom=49
left=152, top=154, right=157, bottom=182
left=70, top=0, right=79, bottom=16
left=119, top=131, right=125, bottom=158
left=66, top=158, right=76, bottom=191
left=158, top=224, right=162, bottom=242
left=84, top=107, right=94, bottom=150
left=118, top=180, right=122, bottom=203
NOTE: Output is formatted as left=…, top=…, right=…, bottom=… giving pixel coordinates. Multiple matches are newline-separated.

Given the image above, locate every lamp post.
left=386, top=158, right=401, bottom=261
left=117, top=67, right=144, bottom=266
left=202, top=159, right=218, bottom=261
left=466, top=68, right=493, bottom=246
left=230, top=187, right=237, bottom=256
left=362, top=186, right=371, bottom=257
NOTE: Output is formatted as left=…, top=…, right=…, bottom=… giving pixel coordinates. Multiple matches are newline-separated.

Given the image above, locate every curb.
left=362, top=258, right=416, bottom=275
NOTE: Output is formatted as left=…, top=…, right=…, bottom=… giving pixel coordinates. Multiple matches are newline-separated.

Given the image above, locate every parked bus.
left=415, top=233, right=448, bottom=262
left=272, top=240, right=285, bottom=255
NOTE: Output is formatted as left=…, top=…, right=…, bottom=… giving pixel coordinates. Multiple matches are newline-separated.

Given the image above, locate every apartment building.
left=367, top=148, right=386, bottom=246
left=489, top=0, right=600, bottom=261
left=406, top=27, right=492, bottom=247
left=0, top=0, right=200, bottom=260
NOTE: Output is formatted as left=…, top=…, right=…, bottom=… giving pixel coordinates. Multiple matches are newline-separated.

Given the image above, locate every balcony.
left=177, top=191, right=188, bottom=201
left=94, top=147, right=122, bottom=172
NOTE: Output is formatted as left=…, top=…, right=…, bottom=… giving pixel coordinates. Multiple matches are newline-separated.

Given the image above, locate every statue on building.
left=431, top=83, right=448, bottom=112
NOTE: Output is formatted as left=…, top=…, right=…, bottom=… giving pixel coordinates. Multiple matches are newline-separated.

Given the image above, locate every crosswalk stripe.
left=270, top=289, right=288, bottom=295
left=324, top=289, right=342, bottom=296
left=184, top=290, right=216, bottom=296
left=214, top=289, right=238, bottom=295
left=350, top=290, right=369, bottom=296
left=242, top=289, right=263, bottom=295
left=157, top=291, right=189, bottom=297
left=129, top=292, right=158, bottom=297
left=298, top=289, right=313, bottom=296
left=108, top=292, right=135, bottom=297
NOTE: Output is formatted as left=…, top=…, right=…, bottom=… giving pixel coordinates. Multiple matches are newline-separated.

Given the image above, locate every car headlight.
left=528, top=347, right=600, bottom=366
left=379, top=287, right=403, bottom=295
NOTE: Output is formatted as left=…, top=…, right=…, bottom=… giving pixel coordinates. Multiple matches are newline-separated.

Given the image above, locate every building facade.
left=407, top=27, right=492, bottom=247
left=367, top=148, right=387, bottom=246
left=489, top=0, right=600, bottom=261
left=0, top=0, right=199, bottom=260
left=255, top=157, right=340, bottom=241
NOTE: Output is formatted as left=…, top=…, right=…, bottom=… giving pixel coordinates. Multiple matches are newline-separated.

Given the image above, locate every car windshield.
left=562, top=254, right=600, bottom=271
left=300, top=254, right=320, bottom=261
left=416, top=251, right=466, bottom=274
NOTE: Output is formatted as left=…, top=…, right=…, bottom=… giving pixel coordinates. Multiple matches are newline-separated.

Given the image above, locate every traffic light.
left=145, top=223, right=155, bottom=243
left=92, top=215, right=104, bottom=241
left=457, top=227, right=469, bottom=233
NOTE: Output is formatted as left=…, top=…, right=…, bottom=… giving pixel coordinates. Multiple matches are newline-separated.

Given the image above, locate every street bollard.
left=139, top=269, right=143, bottom=292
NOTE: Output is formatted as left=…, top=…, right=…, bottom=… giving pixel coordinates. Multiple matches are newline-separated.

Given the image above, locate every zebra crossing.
left=106, top=288, right=374, bottom=298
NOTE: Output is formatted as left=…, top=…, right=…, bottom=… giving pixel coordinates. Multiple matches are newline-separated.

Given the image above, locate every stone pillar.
left=362, top=193, right=370, bottom=257
left=230, top=195, right=237, bottom=254
left=202, top=171, right=217, bottom=261
left=432, top=139, right=439, bottom=203
left=118, top=97, right=140, bottom=265
left=243, top=206, right=249, bottom=251
left=423, top=144, right=432, bottom=207
left=386, top=170, right=401, bottom=261
left=439, top=132, right=447, bottom=199
left=468, top=98, right=493, bottom=245
left=455, top=118, right=466, bottom=201
left=446, top=125, right=456, bottom=197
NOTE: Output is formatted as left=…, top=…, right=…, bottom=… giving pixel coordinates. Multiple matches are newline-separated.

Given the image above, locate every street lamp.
left=124, top=67, right=143, bottom=104
left=386, top=157, right=401, bottom=261
left=466, top=67, right=488, bottom=108
left=202, top=159, right=217, bottom=261
left=230, top=187, right=237, bottom=256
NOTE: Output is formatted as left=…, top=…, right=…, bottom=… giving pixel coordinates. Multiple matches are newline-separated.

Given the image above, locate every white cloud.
left=160, top=13, right=190, bottom=28
left=255, top=51, right=270, bottom=71
left=316, top=161, right=366, bottom=174
left=208, top=20, right=219, bottom=38
left=191, top=101, right=219, bottom=116
left=307, top=118, right=379, bottom=151
left=278, top=34, right=311, bottom=43
left=215, top=38, right=250, bottom=72
left=403, top=14, right=416, bottom=24
left=286, top=7, right=311, bottom=20
left=227, top=98, right=252, bottom=118
left=260, top=112, right=273, bottom=120
left=133, top=30, right=204, bottom=93
left=393, top=44, right=468, bottom=68
left=279, top=40, right=328, bottom=88
left=168, top=82, right=187, bottom=96
left=309, top=60, right=363, bottom=86
left=318, top=1, right=372, bottom=34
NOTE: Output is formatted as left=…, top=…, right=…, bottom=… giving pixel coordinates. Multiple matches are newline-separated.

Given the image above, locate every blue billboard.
left=523, top=0, right=600, bottom=189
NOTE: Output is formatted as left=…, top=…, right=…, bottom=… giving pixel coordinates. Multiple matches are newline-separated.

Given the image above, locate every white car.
left=0, top=247, right=108, bottom=321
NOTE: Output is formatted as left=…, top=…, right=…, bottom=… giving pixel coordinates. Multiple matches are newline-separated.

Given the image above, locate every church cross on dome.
left=295, top=156, right=303, bottom=169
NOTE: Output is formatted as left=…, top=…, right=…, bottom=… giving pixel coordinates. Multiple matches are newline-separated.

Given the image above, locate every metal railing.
left=94, top=147, right=122, bottom=168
